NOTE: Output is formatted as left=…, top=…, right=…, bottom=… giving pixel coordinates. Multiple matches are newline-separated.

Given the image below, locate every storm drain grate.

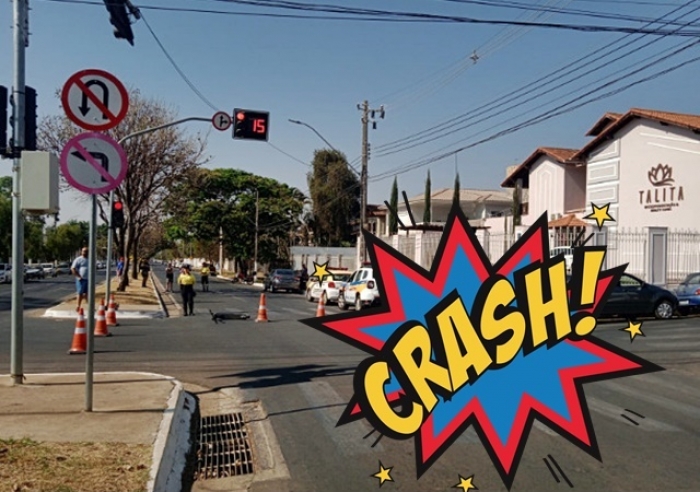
left=194, top=412, right=254, bottom=480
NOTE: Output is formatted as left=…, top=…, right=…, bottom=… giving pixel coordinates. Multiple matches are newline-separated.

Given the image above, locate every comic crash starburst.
left=301, top=205, right=662, bottom=489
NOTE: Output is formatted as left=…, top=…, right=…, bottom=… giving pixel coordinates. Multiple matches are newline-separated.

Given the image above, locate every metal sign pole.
left=10, top=0, right=27, bottom=386
left=85, top=195, right=97, bottom=412
left=105, top=189, right=115, bottom=303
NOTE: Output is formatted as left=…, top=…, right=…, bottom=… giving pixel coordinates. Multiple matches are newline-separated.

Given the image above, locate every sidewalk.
left=0, top=371, right=196, bottom=492
left=43, top=275, right=167, bottom=319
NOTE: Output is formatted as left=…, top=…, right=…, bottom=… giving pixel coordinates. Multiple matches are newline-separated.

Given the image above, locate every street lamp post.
left=288, top=118, right=365, bottom=265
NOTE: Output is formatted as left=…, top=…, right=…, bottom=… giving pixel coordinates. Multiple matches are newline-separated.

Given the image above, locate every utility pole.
left=254, top=189, right=259, bottom=275
left=10, top=0, right=28, bottom=385
left=357, top=100, right=385, bottom=266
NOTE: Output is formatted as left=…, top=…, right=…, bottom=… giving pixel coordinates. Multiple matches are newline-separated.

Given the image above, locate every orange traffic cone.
left=316, top=295, right=326, bottom=317
left=94, top=300, right=112, bottom=337
left=68, top=308, right=87, bottom=355
left=255, top=293, right=269, bottom=323
left=106, top=294, right=119, bottom=327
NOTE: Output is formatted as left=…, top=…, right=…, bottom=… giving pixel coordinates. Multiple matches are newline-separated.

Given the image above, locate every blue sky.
left=2, top=0, right=699, bottom=222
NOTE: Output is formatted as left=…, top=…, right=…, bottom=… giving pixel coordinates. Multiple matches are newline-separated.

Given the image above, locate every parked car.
left=0, top=263, right=11, bottom=284
left=41, top=263, right=57, bottom=277
left=674, top=272, right=700, bottom=314
left=24, top=265, right=45, bottom=280
left=599, top=273, right=678, bottom=320
left=306, top=270, right=352, bottom=304
left=338, top=267, right=381, bottom=311
left=550, top=246, right=574, bottom=273
left=55, top=262, right=72, bottom=275
left=263, top=269, right=302, bottom=293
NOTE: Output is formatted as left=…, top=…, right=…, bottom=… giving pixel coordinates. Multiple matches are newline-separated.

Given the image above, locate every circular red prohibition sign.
left=61, top=69, right=129, bottom=132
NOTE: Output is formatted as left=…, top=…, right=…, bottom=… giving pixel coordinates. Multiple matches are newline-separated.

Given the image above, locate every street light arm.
left=288, top=118, right=338, bottom=153
left=288, top=118, right=361, bottom=176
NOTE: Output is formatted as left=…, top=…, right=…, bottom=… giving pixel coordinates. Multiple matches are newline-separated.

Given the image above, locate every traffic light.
left=0, top=85, right=36, bottom=156
left=24, top=86, right=37, bottom=152
left=111, top=200, right=125, bottom=229
left=233, top=109, right=269, bottom=141
left=102, top=0, right=140, bottom=45
left=0, top=86, right=7, bottom=158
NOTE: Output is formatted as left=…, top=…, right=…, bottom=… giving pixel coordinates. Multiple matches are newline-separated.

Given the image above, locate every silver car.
left=264, top=269, right=301, bottom=293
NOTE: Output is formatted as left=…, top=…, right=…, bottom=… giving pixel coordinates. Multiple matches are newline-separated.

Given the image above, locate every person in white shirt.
left=71, top=247, right=89, bottom=312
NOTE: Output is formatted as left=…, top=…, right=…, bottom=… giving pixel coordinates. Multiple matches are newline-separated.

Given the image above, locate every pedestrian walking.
left=71, top=247, right=89, bottom=312
left=139, top=258, right=151, bottom=288
left=116, top=256, right=124, bottom=281
left=165, top=262, right=174, bottom=293
left=200, top=262, right=210, bottom=292
left=178, top=265, right=196, bottom=316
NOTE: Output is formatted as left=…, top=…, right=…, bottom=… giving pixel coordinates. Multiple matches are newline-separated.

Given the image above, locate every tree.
left=389, top=176, right=399, bottom=235
left=38, top=89, right=208, bottom=290
left=307, top=149, right=360, bottom=246
left=0, top=177, right=50, bottom=263
left=452, top=173, right=461, bottom=211
left=423, top=170, right=432, bottom=224
left=164, top=168, right=305, bottom=272
left=45, top=221, right=89, bottom=261
left=0, top=177, right=12, bottom=262
left=512, top=179, right=523, bottom=232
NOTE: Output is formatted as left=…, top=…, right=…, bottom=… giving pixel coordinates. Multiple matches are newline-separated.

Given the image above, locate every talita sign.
left=638, top=163, right=685, bottom=213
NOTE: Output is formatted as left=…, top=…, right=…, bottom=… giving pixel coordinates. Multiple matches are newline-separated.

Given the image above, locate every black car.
left=599, top=273, right=678, bottom=320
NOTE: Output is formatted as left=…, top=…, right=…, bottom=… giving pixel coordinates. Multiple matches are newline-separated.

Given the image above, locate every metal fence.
left=376, top=228, right=700, bottom=284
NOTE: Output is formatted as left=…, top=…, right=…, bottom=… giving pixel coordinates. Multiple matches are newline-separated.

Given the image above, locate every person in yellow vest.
left=200, top=262, right=210, bottom=292
left=178, top=265, right=197, bottom=316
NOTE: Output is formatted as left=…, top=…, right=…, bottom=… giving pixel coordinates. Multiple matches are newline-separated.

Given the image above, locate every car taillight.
left=328, top=282, right=336, bottom=288
left=368, top=281, right=375, bottom=289
left=695, top=289, right=700, bottom=295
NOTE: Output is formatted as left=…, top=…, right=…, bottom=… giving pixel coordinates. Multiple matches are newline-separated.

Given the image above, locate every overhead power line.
left=42, top=0, right=700, bottom=35
left=371, top=0, right=699, bottom=156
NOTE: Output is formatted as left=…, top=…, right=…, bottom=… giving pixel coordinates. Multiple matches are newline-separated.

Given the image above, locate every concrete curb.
left=41, top=309, right=165, bottom=319
left=148, top=376, right=196, bottom=492
left=150, top=274, right=170, bottom=318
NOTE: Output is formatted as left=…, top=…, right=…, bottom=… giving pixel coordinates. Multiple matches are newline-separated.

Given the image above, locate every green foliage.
left=0, top=177, right=11, bottom=262
left=512, top=183, right=522, bottom=230
left=452, top=173, right=461, bottom=210
left=164, top=168, right=305, bottom=266
left=389, top=176, right=398, bottom=235
left=307, top=149, right=360, bottom=246
left=45, top=221, right=89, bottom=261
left=423, top=170, right=432, bottom=223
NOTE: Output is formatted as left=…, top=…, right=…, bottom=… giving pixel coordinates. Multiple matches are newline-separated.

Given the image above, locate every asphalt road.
left=0, top=273, right=79, bottom=312
left=1, top=269, right=699, bottom=491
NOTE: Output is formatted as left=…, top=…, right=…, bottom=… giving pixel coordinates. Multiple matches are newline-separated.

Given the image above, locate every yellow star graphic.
left=584, top=202, right=615, bottom=230
left=621, top=319, right=645, bottom=342
left=453, top=474, right=478, bottom=491
left=372, top=461, right=394, bottom=487
left=311, top=261, right=330, bottom=279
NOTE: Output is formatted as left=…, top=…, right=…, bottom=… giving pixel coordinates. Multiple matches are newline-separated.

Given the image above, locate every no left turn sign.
left=61, top=69, right=129, bottom=132
left=212, top=111, right=232, bottom=131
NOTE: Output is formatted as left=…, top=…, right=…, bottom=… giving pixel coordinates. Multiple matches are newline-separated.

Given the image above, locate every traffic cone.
left=94, top=300, right=112, bottom=337
left=68, top=308, right=87, bottom=355
left=316, top=295, right=326, bottom=317
left=255, top=293, right=269, bottom=323
left=110, top=293, right=120, bottom=311
left=106, top=295, right=119, bottom=327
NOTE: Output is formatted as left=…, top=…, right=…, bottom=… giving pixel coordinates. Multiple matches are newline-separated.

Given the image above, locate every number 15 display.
left=233, top=109, right=270, bottom=141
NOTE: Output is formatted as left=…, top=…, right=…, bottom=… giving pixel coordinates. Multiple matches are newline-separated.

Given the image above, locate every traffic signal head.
left=0, top=86, right=7, bottom=157
left=111, top=200, right=125, bottom=229
left=102, top=0, right=135, bottom=45
left=232, top=109, right=269, bottom=141
left=24, top=86, right=37, bottom=152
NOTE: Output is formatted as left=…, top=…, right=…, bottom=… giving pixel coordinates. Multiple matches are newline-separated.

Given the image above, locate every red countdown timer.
left=232, top=108, right=270, bottom=142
